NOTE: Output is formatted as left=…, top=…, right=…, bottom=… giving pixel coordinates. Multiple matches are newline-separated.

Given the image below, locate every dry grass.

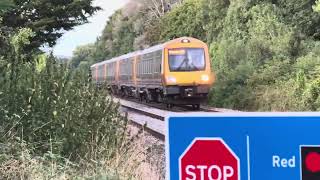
left=126, top=128, right=164, bottom=180
left=0, top=126, right=165, bottom=180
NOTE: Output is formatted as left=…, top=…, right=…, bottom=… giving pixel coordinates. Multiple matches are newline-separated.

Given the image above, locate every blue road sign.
left=166, top=113, right=320, bottom=180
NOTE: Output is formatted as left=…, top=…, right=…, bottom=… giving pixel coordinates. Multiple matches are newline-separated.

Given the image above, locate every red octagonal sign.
left=179, top=138, right=240, bottom=180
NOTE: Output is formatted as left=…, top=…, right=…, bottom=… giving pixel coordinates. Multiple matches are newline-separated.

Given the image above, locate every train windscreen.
left=168, top=48, right=205, bottom=72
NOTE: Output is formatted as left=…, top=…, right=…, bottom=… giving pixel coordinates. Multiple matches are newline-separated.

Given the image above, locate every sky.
left=52, top=0, right=129, bottom=57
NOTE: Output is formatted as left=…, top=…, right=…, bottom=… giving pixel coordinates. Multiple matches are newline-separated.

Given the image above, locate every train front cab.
left=162, top=37, right=215, bottom=107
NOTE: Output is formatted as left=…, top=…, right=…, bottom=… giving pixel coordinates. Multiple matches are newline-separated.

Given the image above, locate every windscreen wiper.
left=176, top=58, right=189, bottom=71
left=189, top=61, right=200, bottom=71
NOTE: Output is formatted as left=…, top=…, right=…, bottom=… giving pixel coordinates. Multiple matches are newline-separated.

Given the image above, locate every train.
left=91, top=37, right=215, bottom=109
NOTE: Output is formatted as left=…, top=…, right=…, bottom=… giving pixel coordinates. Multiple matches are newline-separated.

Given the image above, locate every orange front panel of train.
left=162, top=38, right=215, bottom=87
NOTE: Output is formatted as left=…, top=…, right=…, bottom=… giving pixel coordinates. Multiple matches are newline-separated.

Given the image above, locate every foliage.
left=206, top=0, right=320, bottom=111
left=201, top=0, right=230, bottom=42
left=89, top=10, right=136, bottom=63
left=0, top=27, right=152, bottom=178
left=70, top=44, right=96, bottom=68
left=315, top=0, right=320, bottom=12
left=11, top=28, right=35, bottom=56
left=0, top=0, right=100, bottom=50
left=279, top=0, right=320, bottom=40
left=158, top=0, right=205, bottom=42
left=36, top=54, right=47, bottom=72
left=0, top=28, right=128, bottom=160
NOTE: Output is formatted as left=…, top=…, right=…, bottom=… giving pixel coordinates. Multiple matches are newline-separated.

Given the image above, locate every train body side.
left=136, top=49, right=162, bottom=89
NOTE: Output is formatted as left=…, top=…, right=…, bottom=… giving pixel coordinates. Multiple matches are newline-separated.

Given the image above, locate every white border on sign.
left=166, top=112, right=320, bottom=119
left=165, top=116, right=170, bottom=180
left=178, top=137, right=241, bottom=180
left=299, top=145, right=320, bottom=180
left=165, top=112, right=320, bottom=180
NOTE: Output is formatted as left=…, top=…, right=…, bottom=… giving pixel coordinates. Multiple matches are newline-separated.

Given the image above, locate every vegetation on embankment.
left=0, top=1, right=156, bottom=179
left=71, top=0, right=320, bottom=111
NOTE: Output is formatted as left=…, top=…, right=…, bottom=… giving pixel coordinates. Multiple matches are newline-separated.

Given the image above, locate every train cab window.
left=169, top=48, right=205, bottom=72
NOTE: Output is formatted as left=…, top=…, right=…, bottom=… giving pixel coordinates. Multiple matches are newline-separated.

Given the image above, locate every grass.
left=0, top=125, right=164, bottom=180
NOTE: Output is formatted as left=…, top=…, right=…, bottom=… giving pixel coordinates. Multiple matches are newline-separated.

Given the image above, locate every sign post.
left=166, top=113, right=320, bottom=180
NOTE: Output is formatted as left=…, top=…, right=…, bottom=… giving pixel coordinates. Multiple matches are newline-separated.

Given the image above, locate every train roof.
left=91, top=37, right=204, bottom=68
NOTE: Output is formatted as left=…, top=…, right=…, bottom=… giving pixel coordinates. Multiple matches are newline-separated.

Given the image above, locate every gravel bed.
left=128, top=125, right=166, bottom=180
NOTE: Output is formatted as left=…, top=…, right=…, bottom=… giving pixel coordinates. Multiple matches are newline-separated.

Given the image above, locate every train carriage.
left=91, top=37, right=215, bottom=109
left=118, top=53, right=135, bottom=96
left=91, top=61, right=106, bottom=85
left=135, top=45, right=163, bottom=102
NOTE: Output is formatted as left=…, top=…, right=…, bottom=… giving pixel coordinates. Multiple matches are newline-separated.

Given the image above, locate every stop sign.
left=179, top=138, right=240, bottom=180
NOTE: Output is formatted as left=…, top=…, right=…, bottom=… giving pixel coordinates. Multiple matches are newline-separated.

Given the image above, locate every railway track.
left=117, top=98, right=167, bottom=140
left=120, top=106, right=165, bottom=140
left=115, top=97, right=240, bottom=141
left=114, top=95, right=235, bottom=113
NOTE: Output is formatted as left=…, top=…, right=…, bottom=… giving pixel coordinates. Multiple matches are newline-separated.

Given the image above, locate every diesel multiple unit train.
left=91, top=37, right=215, bottom=109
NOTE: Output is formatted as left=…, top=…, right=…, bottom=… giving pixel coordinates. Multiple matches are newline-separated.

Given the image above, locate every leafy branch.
left=314, top=0, right=320, bottom=12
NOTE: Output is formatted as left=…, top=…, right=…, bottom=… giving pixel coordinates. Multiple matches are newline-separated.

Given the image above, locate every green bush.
left=206, top=1, right=320, bottom=111
left=209, top=60, right=255, bottom=110
left=0, top=57, right=128, bottom=160
left=0, top=29, right=128, bottom=163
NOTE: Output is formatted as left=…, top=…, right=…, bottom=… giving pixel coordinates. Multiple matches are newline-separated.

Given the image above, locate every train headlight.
left=166, top=76, right=177, bottom=84
left=181, top=39, right=190, bottom=43
left=201, top=74, right=210, bottom=82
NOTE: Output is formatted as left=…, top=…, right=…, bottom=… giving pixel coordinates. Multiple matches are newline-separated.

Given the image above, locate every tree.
left=279, top=0, right=320, bottom=40
left=1, top=0, right=100, bottom=50
left=70, top=44, right=95, bottom=68
left=0, top=0, right=14, bottom=55
left=201, top=0, right=230, bottom=42
left=158, top=0, right=206, bottom=42
left=132, top=0, right=179, bottom=20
